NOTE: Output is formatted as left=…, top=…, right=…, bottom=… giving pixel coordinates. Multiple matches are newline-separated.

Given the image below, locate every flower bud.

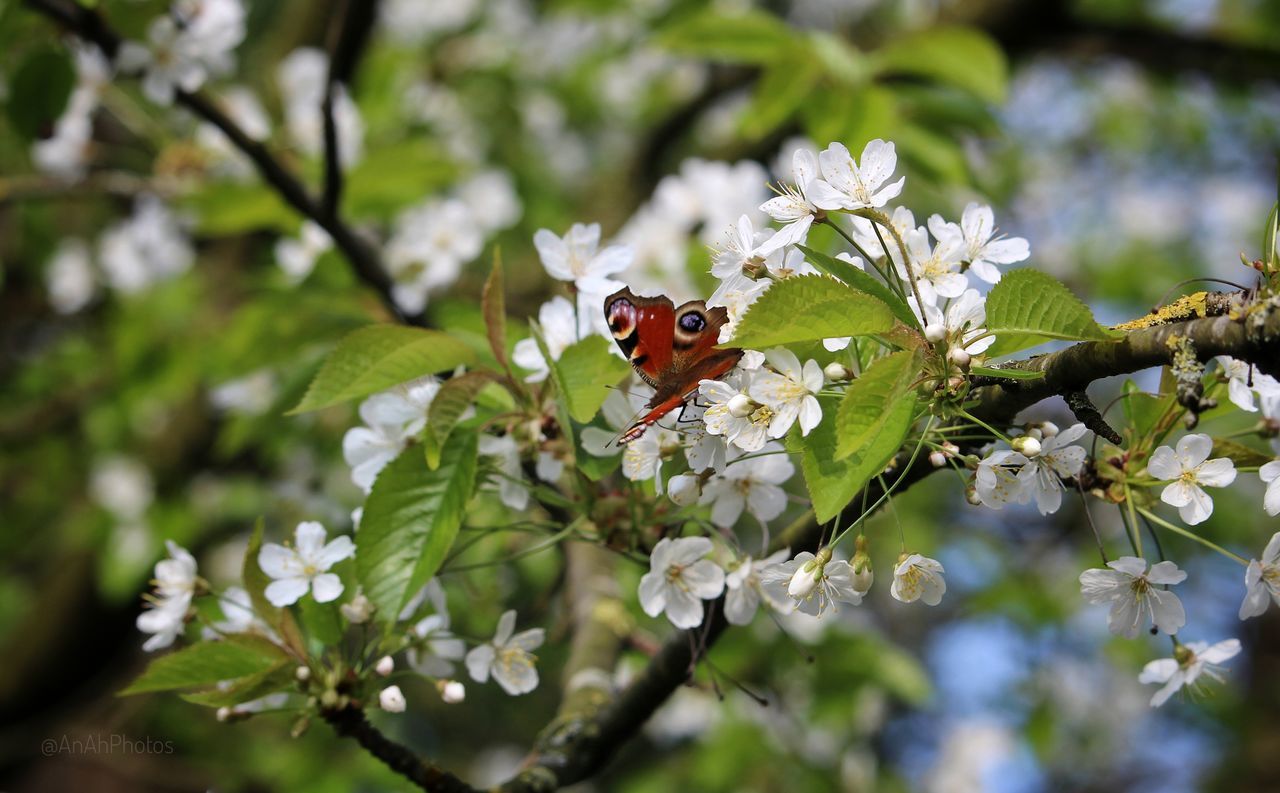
left=320, top=689, right=340, bottom=708
left=375, top=655, right=395, bottom=677
left=788, top=560, right=822, bottom=598
left=947, top=347, right=971, bottom=369
left=1025, top=427, right=1043, bottom=441
left=929, top=451, right=947, bottom=468
left=216, top=706, right=233, bottom=722
left=924, top=323, right=947, bottom=343
left=727, top=393, right=755, bottom=418
left=667, top=473, right=702, bottom=506
left=379, top=685, right=406, bottom=713
left=965, top=483, right=982, bottom=505
left=851, top=536, right=873, bottom=595
left=823, top=361, right=852, bottom=382
left=438, top=679, right=466, bottom=704
left=1038, top=421, right=1060, bottom=438
left=340, top=593, right=373, bottom=624
left=1011, top=435, right=1042, bottom=457
left=941, top=441, right=959, bottom=457
left=295, top=666, right=312, bottom=682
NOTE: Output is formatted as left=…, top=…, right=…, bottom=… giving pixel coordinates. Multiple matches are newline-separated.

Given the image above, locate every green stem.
left=1137, top=508, right=1249, bottom=565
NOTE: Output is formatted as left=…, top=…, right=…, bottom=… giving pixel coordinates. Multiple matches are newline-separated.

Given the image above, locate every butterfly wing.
left=604, top=288, right=674, bottom=387
left=608, top=294, right=743, bottom=444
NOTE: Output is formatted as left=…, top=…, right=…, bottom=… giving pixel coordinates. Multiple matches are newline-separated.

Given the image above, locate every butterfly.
left=603, top=287, right=743, bottom=444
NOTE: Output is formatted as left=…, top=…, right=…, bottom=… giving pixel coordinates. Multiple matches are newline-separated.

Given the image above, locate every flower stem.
left=1136, top=508, right=1249, bottom=565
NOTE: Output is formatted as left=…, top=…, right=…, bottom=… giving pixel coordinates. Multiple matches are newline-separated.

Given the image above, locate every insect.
left=603, top=287, right=743, bottom=444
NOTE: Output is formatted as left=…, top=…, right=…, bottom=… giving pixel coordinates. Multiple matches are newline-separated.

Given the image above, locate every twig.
left=22, top=0, right=420, bottom=325
left=1064, top=389, right=1123, bottom=445
left=321, top=0, right=380, bottom=218
left=322, top=707, right=478, bottom=793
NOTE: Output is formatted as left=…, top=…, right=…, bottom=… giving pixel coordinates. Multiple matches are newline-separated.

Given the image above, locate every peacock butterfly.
left=603, top=287, right=743, bottom=444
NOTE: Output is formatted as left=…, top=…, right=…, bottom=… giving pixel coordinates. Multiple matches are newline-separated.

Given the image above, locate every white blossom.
left=1214, top=355, right=1280, bottom=412
left=209, top=370, right=277, bottom=415
left=465, top=610, right=544, bottom=695
left=638, top=537, right=725, bottom=629
left=759, top=148, right=827, bottom=253
left=90, top=455, right=154, bottom=521
left=927, top=203, right=1030, bottom=284
left=196, top=86, right=270, bottom=180
left=979, top=423, right=1088, bottom=515
left=342, top=377, right=439, bottom=492
left=724, top=549, right=792, bottom=625
left=479, top=434, right=528, bottom=511
left=439, top=680, right=466, bottom=703
left=890, top=553, right=947, bottom=606
left=1079, top=556, right=1186, bottom=638
left=900, top=225, right=967, bottom=305
left=808, top=139, right=905, bottom=212
left=749, top=348, right=824, bottom=438
left=710, top=214, right=771, bottom=280
left=533, top=222, right=631, bottom=293
left=275, top=221, right=332, bottom=284
left=760, top=550, right=862, bottom=616
left=98, top=196, right=194, bottom=294
left=137, top=541, right=198, bottom=651
left=276, top=47, right=364, bottom=166
left=1263, top=461, right=1280, bottom=517
left=456, top=169, right=523, bottom=234
left=258, top=521, right=355, bottom=607
left=32, top=44, right=110, bottom=180
left=1146, top=434, right=1236, bottom=525
left=700, top=372, right=771, bottom=452
left=1240, top=531, right=1280, bottom=620
left=45, top=239, right=96, bottom=314
left=511, top=295, right=598, bottom=382
left=1139, top=639, right=1241, bottom=707
left=973, top=450, right=1027, bottom=509
left=699, top=443, right=795, bottom=528
left=911, top=289, right=995, bottom=358
left=385, top=198, right=483, bottom=314
left=116, top=0, right=245, bottom=105
left=410, top=612, right=467, bottom=677
left=379, top=0, right=480, bottom=44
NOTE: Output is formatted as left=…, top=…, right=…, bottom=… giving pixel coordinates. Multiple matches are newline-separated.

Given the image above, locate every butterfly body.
left=604, top=287, right=742, bottom=444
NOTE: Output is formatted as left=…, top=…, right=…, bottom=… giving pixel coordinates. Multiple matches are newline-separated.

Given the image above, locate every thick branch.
left=23, top=0, right=420, bottom=325
left=321, top=0, right=379, bottom=217
left=323, top=707, right=477, bottom=793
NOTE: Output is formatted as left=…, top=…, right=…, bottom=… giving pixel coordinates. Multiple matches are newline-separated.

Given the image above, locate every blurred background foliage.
left=1, top=0, right=1279, bottom=791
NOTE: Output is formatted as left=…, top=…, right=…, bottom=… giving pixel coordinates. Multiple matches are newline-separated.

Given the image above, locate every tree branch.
left=22, top=0, right=421, bottom=326
left=322, top=707, right=478, bottom=793
left=321, top=0, right=379, bottom=218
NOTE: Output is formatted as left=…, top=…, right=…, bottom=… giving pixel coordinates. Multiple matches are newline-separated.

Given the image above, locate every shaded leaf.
left=658, top=9, right=796, bottom=64
left=799, top=245, right=917, bottom=328
left=424, top=371, right=494, bottom=468
left=7, top=48, right=74, bottom=141
left=554, top=336, right=632, bottom=424
left=120, top=635, right=288, bottom=695
left=873, top=26, right=1007, bottom=105
left=835, top=351, right=920, bottom=461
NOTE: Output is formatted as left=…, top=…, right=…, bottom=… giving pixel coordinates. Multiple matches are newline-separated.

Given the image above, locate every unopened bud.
left=668, top=473, right=702, bottom=506
left=1038, top=421, right=1060, bottom=438
left=340, top=593, right=373, bottom=624
left=379, top=685, right=406, bottom=713
left=295, top=666, right=312, bottom=682
left=1011, top=435, right=1042, bottom=457
left=788, top=559, right=822, bottom=598
left=216, top=706, right=233, bottom=722
left=965, top=483, right=982, bottom=505
left=948, top=347, right=971, bottom=369
left=438, top=679, right=466, bottom=703
left=929, top=451, right=947, bottom=468
left=924, top=323, right=947, bottom=343
left=824, top=361, right=852, bottom=382
left=851, top=536, right=873, bottom=594
left=375, top=655, right=395, bottom=677
left=727, top=393, right=755, bottom=418
left=1025, top=427, right=1043, bottom=441
left=941, top=441, right=960, bottom=456
left=320, top=689, right=340, bottom=709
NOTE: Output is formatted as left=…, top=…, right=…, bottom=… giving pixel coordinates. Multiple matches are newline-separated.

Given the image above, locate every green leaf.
left=835, top=351, right=920, bottom=460
left=801, top=84, right=897, bottom=155
left=183, top=182, right=295, bottom=235
left=180, top=658, right=293, bottom=707
left=290, top=325, right=476, bottom=414
left=554, top=336, right=632, bottom=424
left=872, top=26, right=1007, bottom=105
left=791, top=393, right=917, bottom=523
left=727, top=275, right=894, bottom=349
left=985, top=269, right=1122, bottom=357
left=424, top=371, right=493, bottom=468
left=740, top=53, right=822, bottom=140
left=1121, top=379, right=1169, bottom=440
left=356, top=433, right=478, bottom=622
left=968, top=365, right=1045, bottom=381
left=896, top=123, right=969, bottom=185
left=7, top=48, right=75, bottom=141
left=658, top=9, right=795, bottom=64
left=1211, top=438, right=1273, bottom=468
left=1263, top=201, right=1278, bottom=270
left=298, top=597, right=344, bottom=647
left=799, top=245, right=917, bottom=328
left=120, top=636, right=288, bottom=695
left=343, top=140, right=456, bottom=217
left=807, top=31, right=869, bottom=85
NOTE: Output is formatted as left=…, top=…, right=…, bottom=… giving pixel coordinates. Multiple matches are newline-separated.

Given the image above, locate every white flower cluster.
left=117, top=0, right=246, bottom=105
